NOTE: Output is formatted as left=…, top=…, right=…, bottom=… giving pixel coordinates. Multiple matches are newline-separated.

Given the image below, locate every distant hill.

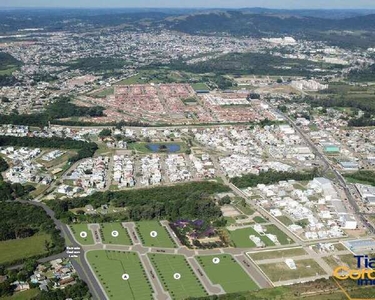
left=163, top=11, right=375, bottom=48
left=164, top=11, right=375, bottom=36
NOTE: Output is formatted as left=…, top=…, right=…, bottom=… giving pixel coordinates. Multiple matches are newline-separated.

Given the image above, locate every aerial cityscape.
left=1, top=1, right=375, bottom=300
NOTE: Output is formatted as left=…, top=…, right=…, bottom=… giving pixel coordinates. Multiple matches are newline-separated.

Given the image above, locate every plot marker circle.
left=150, top=231, right=158, bottom=238
left=111, top=230, right=119, bottom=237
left=80, top=231, right=88, bottom=238
left=212, top=257, right=220, bottom=264
left=122, top=274, right=130, bottom=281
left=173, top=273, right=181, bottom=280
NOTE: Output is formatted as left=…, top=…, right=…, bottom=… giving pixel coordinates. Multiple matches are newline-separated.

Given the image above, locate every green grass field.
left=196, top=254, right=258, bottom=293
left=148, top=254, right=207, bottom=299
left=191, top=83, right=210, bottom=91
left=100, top=223, right=132, bottom=245
left=259, top=259, right=326, bottom=282
left=87, top=250, right=153, bottom=300
left=70, top=224, right=94, bottom=245
left=136, top=221, right=176, bottom=248
left=264, top=225, right=292, bottom=245
left=0, top=234, right=51, bottom=264
left=1, top=289, right=40, bottom=300
left=228, top=227, right=275, bottom=248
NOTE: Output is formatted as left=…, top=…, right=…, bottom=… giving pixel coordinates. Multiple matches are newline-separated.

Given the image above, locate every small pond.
left=146, top=143, right=181, bottom=153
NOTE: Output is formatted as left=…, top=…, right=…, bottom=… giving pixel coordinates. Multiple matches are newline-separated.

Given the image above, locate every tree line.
left=0, top=202, right=65, bottom=267
left=230, top=169, right=319, bottom=189
left=0, top=96, right=105, bottom=127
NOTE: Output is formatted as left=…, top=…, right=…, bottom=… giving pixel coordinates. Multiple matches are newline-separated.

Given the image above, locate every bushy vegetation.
left=0, top=136, right=98, bottom=164
left=344, top=170, right=375, bottom=186
left=348, top=64, right=375, bottom=82
left=34, top=279, right=90, bottom=300
left=231, top=169, right=318, bottom=189
left=48, top=182, right=230, bottom=223
left=0, top=96, right=105, bottom=127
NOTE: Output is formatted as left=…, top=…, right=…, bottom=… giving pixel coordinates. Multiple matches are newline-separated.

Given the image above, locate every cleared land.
left=248, top=248, right=307, bottom=261
left=136, top=221, right=176, bottom=248
left=87, top=250, right=153, bottom=300
left=0, top=234, right=51, bottom=264
left=70, top=224, right=94, bottom=245
left=148, top=253, right=207, bottom=299
left=100, top=223, right=132, bottom=245
left=258, top=259, right=326, bottom=282
left=196, top=254, right=258, bottom=293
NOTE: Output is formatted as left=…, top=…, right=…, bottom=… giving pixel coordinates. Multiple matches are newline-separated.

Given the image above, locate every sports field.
left=196, top=254, right=258, bottom=293
left=100, top=223, right=132, bottom=245
left=0, top=234, right=51, bottom=264
left=148, top=253, right=207, bottom=299
left=136, top=221, right=176, bottom=248
left=87, top=250, right=153, bottom=300
left=228, top=227, right=275, bottom=248
left=70, top=224, right=94, bottom=245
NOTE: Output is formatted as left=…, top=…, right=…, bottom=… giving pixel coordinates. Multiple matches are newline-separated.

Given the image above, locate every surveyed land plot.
left=136, top=221, right=176, bottom=248
left=197, top=254, right=258, bottom=293
left=70, top=224, right=94, bottom=245
left=148, top=253, right=207, bottom=299
left=100, top=223, right=132, bottom=245
left=87, top=250, right=153, bottom=300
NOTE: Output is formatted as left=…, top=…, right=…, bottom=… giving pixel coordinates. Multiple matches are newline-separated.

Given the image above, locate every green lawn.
left=100, top=223, right=133, bottom=245
left=0, top=234, right=51, bottom=265
left=70, top=224, right=94, bottom=245
left=136, top=221, right=176, bottom=248
left=148, top=254, right=207, bottom=299
left=1, top=289, right=40, bottom=300
left=253, top=216, right=267, bottom=224
left=196, top=254, right=258, bottom=293
left=264, top=225, right=292, bottom=245
left=87, top=250, right=153, bottom=300
left=191, top=83, right=210, bottom=91
left=277, top=215, right=294, bottom=226
left=228, top=227, right=275, bottom=248
left=259, top=259, right=326, bottom=282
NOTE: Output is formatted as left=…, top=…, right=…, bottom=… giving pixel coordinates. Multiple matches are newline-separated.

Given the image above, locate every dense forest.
left=348, top=64, right=375, bottom=82
left=0, top=136, right=98, bottom=164
left=231, top=169, right=318, bottom=189
left=0, top=96, right=105, bottom=127
left=344, top=170, right=375, bottom=186
left=166, top=52, right=340, bottom=77
left=65, top=57, right=129, bottom=73
left=0, top=202, right=65, bottom=265
left=48, top=182, right=230, bottom=223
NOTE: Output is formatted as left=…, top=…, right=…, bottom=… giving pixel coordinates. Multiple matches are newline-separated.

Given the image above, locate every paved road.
left=268, top=102, right=375, bottom=234
left=17, top=200, right=107, bottom=300
left=234, top=254, right=273, bottom=289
